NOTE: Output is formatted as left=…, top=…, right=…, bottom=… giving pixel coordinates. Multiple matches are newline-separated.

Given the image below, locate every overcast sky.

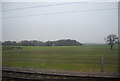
left=2, top=2, right=118, bottom=43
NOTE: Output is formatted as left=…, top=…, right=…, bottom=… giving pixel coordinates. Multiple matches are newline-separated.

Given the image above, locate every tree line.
left=1, top=39, right=83, bottom=46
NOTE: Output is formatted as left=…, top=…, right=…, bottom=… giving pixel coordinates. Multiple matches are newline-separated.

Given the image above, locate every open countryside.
left=2, top=2, right=119, bottom=81
left=3, top=45, right=118, bottom=72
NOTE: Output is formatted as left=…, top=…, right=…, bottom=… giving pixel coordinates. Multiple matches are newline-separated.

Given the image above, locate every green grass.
left=2, top=45, right=118, bottom=72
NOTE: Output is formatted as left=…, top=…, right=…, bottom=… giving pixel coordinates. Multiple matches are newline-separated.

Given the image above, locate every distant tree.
left=2, top=41, right=17, bottom=46
left=46, top=41, right=53, bottom=46
left=105, top=34, right=118, bottom=50
left=53, top=39, right=83, bottom=46
left=116, top=37, right=120, bottom=45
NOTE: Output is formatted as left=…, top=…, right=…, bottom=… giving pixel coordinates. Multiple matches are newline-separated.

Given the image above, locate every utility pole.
left=100, top=55, right=104, bottom=72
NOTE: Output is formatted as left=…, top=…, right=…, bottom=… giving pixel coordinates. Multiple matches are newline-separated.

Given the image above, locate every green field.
left=2, top=45, right=118, bottom=72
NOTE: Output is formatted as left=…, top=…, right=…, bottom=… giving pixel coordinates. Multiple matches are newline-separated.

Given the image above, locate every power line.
left=3, top=2, right=86, bottom=12
left=3, top=8, right=118, bottom=19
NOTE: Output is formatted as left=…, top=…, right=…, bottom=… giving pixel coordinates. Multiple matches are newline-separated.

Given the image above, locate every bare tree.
left=105, top=34, right=118, bottom=50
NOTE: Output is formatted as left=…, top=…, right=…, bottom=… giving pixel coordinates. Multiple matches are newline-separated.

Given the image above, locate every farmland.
left=2, top=45, right=118, bottom=72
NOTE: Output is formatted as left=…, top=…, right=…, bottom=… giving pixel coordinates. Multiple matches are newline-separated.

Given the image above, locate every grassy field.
left=2, top=45, right=118, bottom=72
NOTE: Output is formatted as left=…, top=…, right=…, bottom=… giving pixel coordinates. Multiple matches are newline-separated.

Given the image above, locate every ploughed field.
left=2, top=45, right=118, bottom=72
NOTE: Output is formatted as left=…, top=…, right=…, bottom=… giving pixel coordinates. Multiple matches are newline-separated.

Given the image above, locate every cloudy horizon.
left=2, top=2, right=118, bottom=43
